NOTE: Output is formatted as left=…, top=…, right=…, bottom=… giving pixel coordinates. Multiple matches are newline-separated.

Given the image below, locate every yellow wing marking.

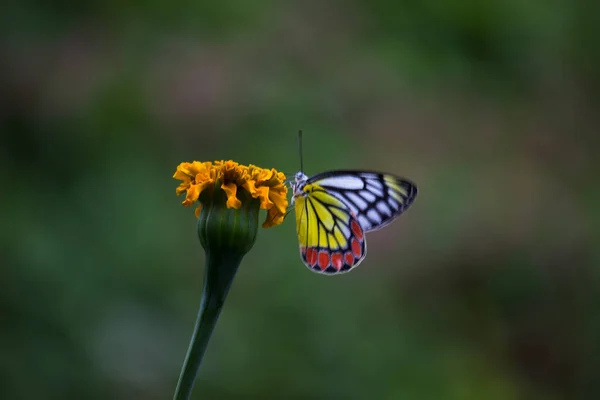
left=318, top=222, right=328, bottom=247
left=306, top=184, right=350, bottom=224
left=311, top=189, right=342, bottom=206
left=333, top=226, right=347, bottom=248
left=327, top=233, right=339, bottom=250
left=296, top=196, right=321, bottom=248
left=384, top=175, right=408, bottom=203
left=310, top=196, right=335, bottom=231
left=295, top=183, right=355, bottom=250
left=330, top=207, right=350, bottom=223
left=295, top=196, right=309, bottom=247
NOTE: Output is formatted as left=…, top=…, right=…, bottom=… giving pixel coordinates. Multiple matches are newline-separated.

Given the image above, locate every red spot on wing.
left=305, top=247, right=312, bottom=261
left=311, top=250, right=318, bottom=266
left=344, top=252, right=355, bottom=266
left=351, top=238, right=362, bottom=258
left=331, top=252, right=343, bottom=270
left=351, top=220, right=363, bottom=240
left=318, top=251, right=330, bottom=270
left=306, top=248, right=318, bottom=267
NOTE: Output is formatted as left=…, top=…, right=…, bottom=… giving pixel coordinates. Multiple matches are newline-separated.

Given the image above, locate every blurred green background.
left=2, top=0, right=600, bottom=399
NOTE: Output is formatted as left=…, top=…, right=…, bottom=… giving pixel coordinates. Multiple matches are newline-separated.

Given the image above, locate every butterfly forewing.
left=307, top=171, right=417, bottom=232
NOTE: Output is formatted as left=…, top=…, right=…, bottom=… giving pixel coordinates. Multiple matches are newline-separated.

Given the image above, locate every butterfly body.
left=292, top=170, right=417, bottom=275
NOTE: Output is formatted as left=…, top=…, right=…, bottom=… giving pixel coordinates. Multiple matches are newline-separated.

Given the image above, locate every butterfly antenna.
left=298, top=130, right=304, bottom=173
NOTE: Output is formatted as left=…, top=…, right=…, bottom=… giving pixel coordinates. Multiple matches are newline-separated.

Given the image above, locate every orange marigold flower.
left=173, top=160, right=288, bottom=228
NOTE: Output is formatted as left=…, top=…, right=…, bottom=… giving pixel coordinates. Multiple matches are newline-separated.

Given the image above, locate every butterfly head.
left=291, top=171, right=309, bottom=203
left=294, top=171, right=307, bottom=182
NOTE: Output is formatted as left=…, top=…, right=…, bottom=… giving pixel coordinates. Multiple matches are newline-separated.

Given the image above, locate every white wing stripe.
left=377, top=201, right=392, bottom=216
left=367, top=209, right=382, bottom=225
left=346, top=192, right=368, bottom=210
left=358, top=215, right=371, bottom=230
left=338, top=222, right=351, bottom=238
left=366, top=179, right=383, bottom=190
left=361, top=190, right=376, bottom=202
left=319, top=176, right=364, bottom=189
left=366, top=183, right=384, bottom=197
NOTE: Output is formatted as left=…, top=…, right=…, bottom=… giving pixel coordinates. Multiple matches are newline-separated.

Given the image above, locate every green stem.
left=173, top=251, right=243, bottom=400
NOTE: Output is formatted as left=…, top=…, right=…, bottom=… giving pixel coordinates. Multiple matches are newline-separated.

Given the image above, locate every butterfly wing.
left=295, top=188, right=366, bottom=275
left=306, top=170, right=417, bottom=232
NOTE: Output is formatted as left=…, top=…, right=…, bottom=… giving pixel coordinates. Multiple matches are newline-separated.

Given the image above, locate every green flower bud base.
left=173, top=188, right=259, bottom=400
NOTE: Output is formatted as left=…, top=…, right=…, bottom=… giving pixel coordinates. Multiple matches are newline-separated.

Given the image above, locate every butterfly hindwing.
left=306, top=171, right=417, bottom=232
left=295, top=187, right=366, bottom=274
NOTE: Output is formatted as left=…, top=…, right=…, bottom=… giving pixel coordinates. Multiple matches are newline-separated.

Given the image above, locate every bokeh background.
left=2, top=1, right=600, bottom=399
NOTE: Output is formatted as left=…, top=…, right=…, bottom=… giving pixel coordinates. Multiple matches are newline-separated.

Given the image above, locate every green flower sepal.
left=197, top=186, right=259, bottom=258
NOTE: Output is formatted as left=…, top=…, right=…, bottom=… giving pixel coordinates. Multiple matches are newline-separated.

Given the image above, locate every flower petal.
left=262, top=207, right=285, bottom=228
left=253, top=186, right=273, bottom=209
left=242, top=180, right=258, bottom=196
left=183, top=183, right=201, bottom=206
left=174, top=159, right=288, bottom=227
left=176, top=182, right=189, bottom=195
left=269, top=190, right=288, bottom=214
left=222, top=182, right=242, bottom=209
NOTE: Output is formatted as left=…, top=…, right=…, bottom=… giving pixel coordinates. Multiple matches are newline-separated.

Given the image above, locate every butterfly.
left=291, top=138, right=417, bottom=275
